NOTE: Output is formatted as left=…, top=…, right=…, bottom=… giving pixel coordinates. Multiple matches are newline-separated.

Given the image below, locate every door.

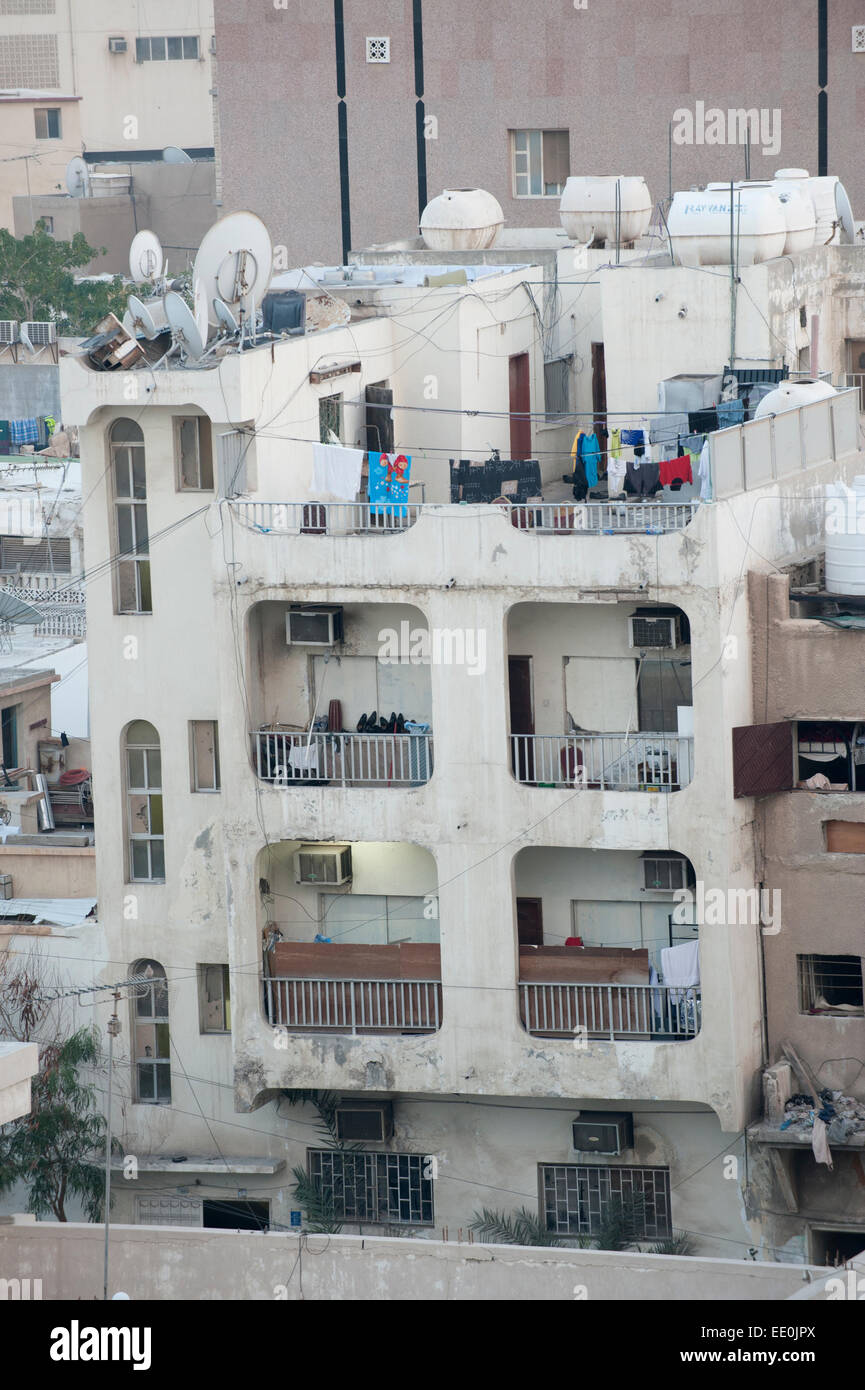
left=591, top=342, right=607, bottom=457
left=517, top=897, right=543, bottom=946
left=732, top=721, right=794, bottom=798
left=637, top=659, right=693, bottom=732
left=365, top=382, right=394, bottom=455
left=848, top=339, right=865, bottom=409
left=509, top=656, right=535, bottom=781
left=509, top=352, right=531, bottom=460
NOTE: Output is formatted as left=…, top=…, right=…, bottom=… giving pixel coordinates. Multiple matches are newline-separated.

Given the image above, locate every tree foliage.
left=0, top=1026, right=120, bottom=1222
left=0, top=222, right=126, bottom=334
left=469, top=1206, right=565, bottom=1248
left=283, top=1089, right=365, bottom=1234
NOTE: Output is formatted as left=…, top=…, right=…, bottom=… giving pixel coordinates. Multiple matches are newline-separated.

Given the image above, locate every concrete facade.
left=0, top=91, right=82, bottom=232
left=215, top=0, right=865, bottom=266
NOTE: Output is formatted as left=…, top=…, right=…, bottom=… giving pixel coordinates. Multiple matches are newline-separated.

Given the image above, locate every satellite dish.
left=163, top=145, right=193, bottom=165
left=125, top=294, right=169, bottom=341
left=65, top=156, right=90, bottom=198
left=835, top=180, right=856, bottom=244
left=163, top=290, right=204, bottom=361
left=213, top=297, right=238, bottom=335
left=129, top=230, right=164, bottom=285
left=194, top=212, right=273, bottom=326
left=193, top=279, right=209, bottom=345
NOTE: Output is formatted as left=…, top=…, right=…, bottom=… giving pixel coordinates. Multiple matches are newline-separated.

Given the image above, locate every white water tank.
left=709, top=180, right=816, bottom=254
left=825, top=476, right=865, bottom=595
left=667, top=186, right=786, bottom=267
left=558, top=176, right=652, bottom=244
left=753, top=378, right=837, bottom=418
left=774, top=169, right=855, bottom=246
left=419, top=189, right=503, bottom=250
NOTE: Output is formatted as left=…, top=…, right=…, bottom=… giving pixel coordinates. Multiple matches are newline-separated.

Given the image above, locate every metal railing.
left=264, top=976, right=442, bottom=1033
left=845, top=373, right=865, bottom=411
left=235, top=501, right=422, bottom=536
left=256, top=729, right=433, bottom=786
left=507, top=500, right=700, bottom=534
left=520, top=982, right=701, bottom=1039
left=510, top=733, right=693, bottom=789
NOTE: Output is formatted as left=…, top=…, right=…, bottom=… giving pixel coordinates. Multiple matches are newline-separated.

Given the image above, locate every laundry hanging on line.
left=369, top=450, right=412, bottom=516
left=311, top=442, right=365, bottom=501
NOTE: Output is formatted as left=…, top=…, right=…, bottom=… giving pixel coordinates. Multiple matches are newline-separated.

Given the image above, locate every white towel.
left=811, top=1115, right=833, bottom=1170
left=660, top=941, right=700, bottom=1003
left=311, top=443, right=365, bottom=501
left=288, top=743, right=319, bottom=773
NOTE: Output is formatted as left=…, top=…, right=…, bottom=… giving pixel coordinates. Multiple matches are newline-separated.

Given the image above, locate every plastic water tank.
left=753, top=378, right=837, bottom=418
left=419, top=189, right=503, bottom=250
left=667, top=186, right=787, bottom=266
left=825, top=476, right=865, bottom=595
left=775, top=169, right=853, bottom=246
left=558, top=176, right=652, bottom=244
left=707, top=180, right=815, bottom=254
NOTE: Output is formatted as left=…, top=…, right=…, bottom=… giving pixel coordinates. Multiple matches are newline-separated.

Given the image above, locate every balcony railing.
left=520, top=982, right=701, bottom=1039
left=255, top=729, right=433, bottom=786
left=264, top=976, right=442, bottom=1033
left=232, top=499, right=698, bottom=536
left=510, top=733, right=693, bottom=789
left=845, top=372, right=865, bottom=411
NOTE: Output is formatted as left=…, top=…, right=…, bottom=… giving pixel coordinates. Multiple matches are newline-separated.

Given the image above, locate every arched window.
left=131, top=959, right=170, bottom=1104
left=126, top=720, right=164, bottom=882
left=110, top=418, right=151, bottom=614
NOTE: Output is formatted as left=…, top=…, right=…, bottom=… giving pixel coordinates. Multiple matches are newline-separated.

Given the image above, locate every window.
left=175, top=417, right=213, bottom=490
left=198, top=964, right=230, bottom=1032
left=308, top=1150, right=434, bottom=1226
left=825, top=821, right=865, bottom=853
left=190, top=720, right=219, bottom=791
left=137, top=1196, right=202, bottom=1226
left=798, top=954, right=864, bottom=1015
left=641, top=853, right=692, bottom=892
left=0, top=536, right=70, bottom=572
left=319, top=394, right=343, bottom=444
left=217, top=429, right=247, bottom=495
left=544, top=356, right=572, bottom=419
left=202, top=1199, right=269, bottom=1230
left=41, top=215, right=53, bottom=234
left=320, top=893, right=439, bottom=944
left=131, top=959, right=171, bottom=1103
left=110, top=419, right=151, bottom=614
left=637, top=658, right=692, bottom=732
left=136, top=35, right=198, bottom=62
left=512, top=129, right=570, bottom=197
left=125, top=720, right=164, bottom=881
left=34, top=106, right=60, bottom=139
left=541, top=1164, right=672, bottom=1239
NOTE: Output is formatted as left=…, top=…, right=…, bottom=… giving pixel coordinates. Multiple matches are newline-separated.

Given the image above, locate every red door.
left=509, top=352, right=531, bottom=460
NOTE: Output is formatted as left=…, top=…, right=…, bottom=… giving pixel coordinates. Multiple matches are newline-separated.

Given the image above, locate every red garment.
left=659, top=454, right=693, bottom=486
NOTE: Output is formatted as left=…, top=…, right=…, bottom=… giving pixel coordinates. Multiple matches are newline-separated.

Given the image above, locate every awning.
left=0, top=897, right=96, bottom=926
left=0, top=592, right=44, bottom=625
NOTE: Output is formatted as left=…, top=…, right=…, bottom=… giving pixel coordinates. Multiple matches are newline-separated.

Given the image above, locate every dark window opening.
left=202, top=1199, right=269, bottom=1231
left=798, top=953, right=864, bottom=1015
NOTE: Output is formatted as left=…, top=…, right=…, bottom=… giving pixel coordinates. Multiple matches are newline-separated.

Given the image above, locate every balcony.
left=256, top=729, right=433, bottom=787
left=518, top=947, right=700, bottom=1040
left=232, top=499, right=699, bottom=537
left=510, top=732, right=693, bottom=790
left=264, top=941, right=442, bottom=1034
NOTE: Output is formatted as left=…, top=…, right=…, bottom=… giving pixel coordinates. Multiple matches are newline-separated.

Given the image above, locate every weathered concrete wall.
left=0, top=1043, right=38, bottom=1125
left=0, top=1221, right=823, bottom=1301
left=0, top=845, right=95, bottom=899
left=748, top=571, right=865, bottom=723
left=0, top=366, right=61, bottom=424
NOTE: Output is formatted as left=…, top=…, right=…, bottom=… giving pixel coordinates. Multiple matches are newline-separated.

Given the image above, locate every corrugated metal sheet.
left=732, top=721, right=794, bottom=798
left=0, top=897, right=97, bottom=926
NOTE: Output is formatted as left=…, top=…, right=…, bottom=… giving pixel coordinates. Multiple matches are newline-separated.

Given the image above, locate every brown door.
left=509, top=656, right=534, bottom=782
left=516, top=897, right=543, bottom=946
left=509, top=352, right=531, bottom=460
left=591, top=342, right=607, bottom=458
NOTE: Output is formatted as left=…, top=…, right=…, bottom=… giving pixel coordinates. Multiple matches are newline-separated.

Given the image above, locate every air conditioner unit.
left=335, top=1101, right=393, bottom=1143
left=295, top=844, right=352, bottom=886
left=641, top=854, right=688, bottom=892
left=628, top=614, right=680, bottom=650
left=108, top=37, right=128, bottom=53
left=285, top=606, right=343, bottom=647
left=21, top=321, right=56, bottom=347
left=209, top=35, right=216, bottom=54
left=572, top=1112, right=634, bottom=1156
left=0, top=321, right=18, bottom=346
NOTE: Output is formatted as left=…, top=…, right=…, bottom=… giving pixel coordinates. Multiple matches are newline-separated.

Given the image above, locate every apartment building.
left=0, top=1, right=214, bottom=158
left=44, top=209, right=865, bottom=1256
left=214, top=0, right=865, bottom=265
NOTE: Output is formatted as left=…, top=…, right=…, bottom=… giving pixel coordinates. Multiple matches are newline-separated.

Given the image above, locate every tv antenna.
left=64, top=156, right=91, bottom=199
left=129, top=229, right=164, bottom=285
left=193, top=211, right=273, bottom=345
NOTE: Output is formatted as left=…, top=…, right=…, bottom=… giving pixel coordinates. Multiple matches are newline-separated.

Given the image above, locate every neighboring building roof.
left=0, top=666, right=59, bottom=694
left=0, top=89, right=81, bottom=103
left=0, top=897, right=96, bottom=926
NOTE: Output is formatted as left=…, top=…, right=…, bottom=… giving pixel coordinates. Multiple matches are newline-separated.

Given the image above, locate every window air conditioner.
left=572, top=1113, right=634, bottom=1156
left=628, top=614, right=680, bottom=650
left=295, top=844, right=352, bottom=886
left=21, top=321, right=56, bottom=346
left=335, top=1102, right=393, bottom=1143
left=285, top=606, right=343, bottom=647
left=0, top=321, right=18, bottom=346
left=109, top=37, right=128, bottom=53
left=641, top=855, right=688, bottom=892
